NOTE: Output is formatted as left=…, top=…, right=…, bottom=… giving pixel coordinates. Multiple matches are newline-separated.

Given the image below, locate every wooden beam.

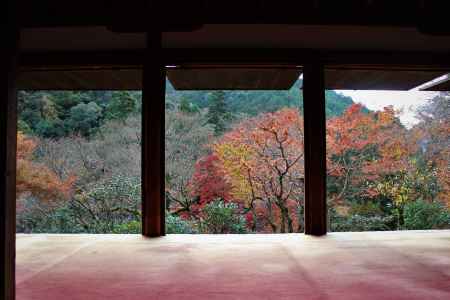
left=420, top=75, right=450, bottom=91
left=303, top=61, right=327, bottom=236
left=19, top=0, right=450, bottom=35
left=324, top=69, right=447, bottom=90
left=142, top=30, right=166, bottom=237
left=17, top=68, right=143, bottom=91
left=164, top=49, right=450, bottom=68
left=20, top=51, right=144, bottom=69
left=2, top=1, right=18, bottom=299
left=167, top=67, right=301, bottom=90
left=19, top=49, right=450, bottom=70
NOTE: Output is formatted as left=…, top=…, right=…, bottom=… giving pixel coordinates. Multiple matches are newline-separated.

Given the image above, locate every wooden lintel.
left=19, top=49, right=450, bottom=70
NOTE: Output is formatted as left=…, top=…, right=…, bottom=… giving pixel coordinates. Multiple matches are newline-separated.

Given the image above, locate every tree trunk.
left=297, top=205, right=304, bottom=232
left=280, top=212, right=286, bottom=233
left=251, top=207, right=257, bottom=232
left=282, top=206, right=294, bottom=233
left=266, top=201, right=278, bottom=232
left=287, top=213, right=294, bottom=233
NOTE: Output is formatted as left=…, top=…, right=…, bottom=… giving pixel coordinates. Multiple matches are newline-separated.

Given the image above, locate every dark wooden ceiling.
left=15, top=1, right=450, bottom=91
left=20, top=0, right=450, bottom=36
left=17, top=68, right=142, bottom=90
left=324, top=69, right=447, bottom=90
left=167, top=68, right=302, bottom=90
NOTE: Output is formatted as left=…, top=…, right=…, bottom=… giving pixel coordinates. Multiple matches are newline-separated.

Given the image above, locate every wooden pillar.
left=2, top=1, right=18, bottom=298
left=303, top=62, right=327, bottom=236
left=142, top=29, right=166, bottom=237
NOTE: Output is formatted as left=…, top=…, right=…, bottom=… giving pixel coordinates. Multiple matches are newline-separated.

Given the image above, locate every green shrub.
left=17, top=120, right=32, bottom=134
left=330, top=209, right=396, bottom=232
left=403, top=200, right=450, bottom=230
left=350, top=202, right=384, bottom=217
left=71, top=174, right=141, bottom=233
left=199, top=199, right=247, bottom=234
left=166, top=213, right=196, bottom=234
left=17, top=175, right=143, bottom=234
left=112, top=220, right=142, bottom=234
left=17, top=204, right=86, bottom=233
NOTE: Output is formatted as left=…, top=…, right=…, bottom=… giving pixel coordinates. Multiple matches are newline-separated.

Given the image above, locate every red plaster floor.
left=16, top=231, right=450, bottom=300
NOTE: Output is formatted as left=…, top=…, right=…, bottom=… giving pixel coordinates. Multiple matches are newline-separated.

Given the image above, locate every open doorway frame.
left=4, top=26, right=450, bottom=299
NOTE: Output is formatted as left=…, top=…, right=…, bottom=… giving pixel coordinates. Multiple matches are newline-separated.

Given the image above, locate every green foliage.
left=325, top=90, right=366, bottom=117
left=330, top=209, right=396, bottom=232
left=18, top=82, right=352, bottom=139
left=17, top=120, right=32, bottom=134
left=17, top=204, right=86, bottom=234
left=17, top=90, right=141, bottom=139
left=35, top=119, right=66, bottom=138
left=206, top=91, right=230, bottom=135
left=403, top=200, right=450, bottom=230
left=199, top=199, right=247, bottom=233
left=349, top=202, right=384, bottom=217
left=18, top=92, right=65, bottom=138
left=166, top=213, right=197, bottom=234
left=166, top=79, right=360, bottom=118
left=66, top=102, right=103, bottom=137
left=112, top=221, right=142, bottom=234
left=376, top=161, right=440, bottom=207
left=18, top=174, right=139, bottom=234
left=106, top=91, right=137, bottom=121
left=179, top=96, right=200, bottom=113
left=69, top=175, right=141, bottom=233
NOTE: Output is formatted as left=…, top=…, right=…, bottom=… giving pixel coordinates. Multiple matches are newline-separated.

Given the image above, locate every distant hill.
left=17, top=81, right=363, bottom=139
left=166, top=79, right=359, bottom=117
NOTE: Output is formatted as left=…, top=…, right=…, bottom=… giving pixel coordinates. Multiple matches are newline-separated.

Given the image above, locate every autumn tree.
left=415, top=93, right=450, bottom=207
left=16, top=132, right=76, bottom=212
left=165, top=107, right=214, bottom=215
left=187, top=154, right=233, bottom=217
left=210, top=109, right=305, bottom=233
left=326, top=105, right=414, bottom=207
left=194, top=105, right=427, bottom=232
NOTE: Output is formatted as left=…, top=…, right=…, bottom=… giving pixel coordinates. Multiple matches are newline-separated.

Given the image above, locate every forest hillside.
left=16, top=80, right=450, bottom=234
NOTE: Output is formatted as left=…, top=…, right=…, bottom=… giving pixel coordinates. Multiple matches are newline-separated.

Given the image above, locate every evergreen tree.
left=105, top=91, right=137, bottom=121
left=206, top=91, right=229, bottom=136
left=65, top=102, right=103, bottom=137
left=179, top=96, right=200, bottom=113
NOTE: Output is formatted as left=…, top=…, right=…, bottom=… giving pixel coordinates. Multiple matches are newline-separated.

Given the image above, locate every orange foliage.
left=214, top=109, right=305, bottom=233
left=191, top=103, right=447, bottom=231
left=413, top=120, right=450, bottom=207
left=326, top=105, right=413, bottom=203
left=16, top=132, right=76, bottom=211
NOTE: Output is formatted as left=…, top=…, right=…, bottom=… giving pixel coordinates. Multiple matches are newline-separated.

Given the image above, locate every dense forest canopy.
left=16, top=79, right=450, bottom=234
left=166, top=79, right=358, bottom=118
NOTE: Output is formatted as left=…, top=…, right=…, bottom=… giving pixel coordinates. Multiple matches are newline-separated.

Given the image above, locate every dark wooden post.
left=303, top=62, right=327, bottom=236
left=2, top=1, right=18, bottom=298
left=142, top=29, right=166, bottom=237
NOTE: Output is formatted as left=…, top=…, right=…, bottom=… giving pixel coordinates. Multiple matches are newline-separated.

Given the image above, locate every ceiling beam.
left=420, top=75, right=450, bottom=91
left=19, top=49, right=450, bottom=70
left=18, top=49, right=450, bottom=91
left=324, top=69, right=447, bottom=90
left=167, top=67, right=302, bottom=90
left=19, top=1, right=450, bottom=35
